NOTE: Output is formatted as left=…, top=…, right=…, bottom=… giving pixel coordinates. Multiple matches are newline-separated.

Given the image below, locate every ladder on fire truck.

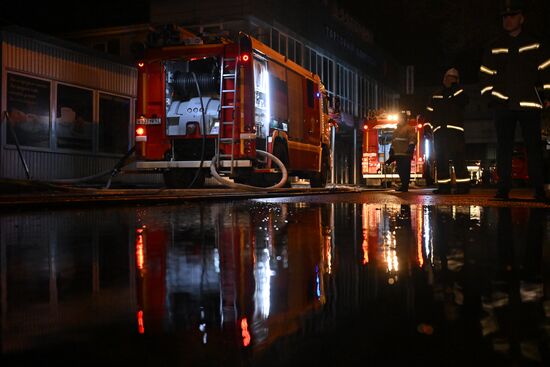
left=217, top=208, right=238, bottom=328
left=216, top=52, right=239, bottom=176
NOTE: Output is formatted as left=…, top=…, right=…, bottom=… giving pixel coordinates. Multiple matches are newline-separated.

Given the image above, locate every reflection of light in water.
left=213, top=248, right=220, bottom=273
left=241, top=317, right=251, bottom=347
left=452, top=205, right=456, bottom=220
left=470, top=206, right=481, bottom=222
left=137, top=310, right=145, bottom=334
left=383, top=229, right=398, bottom=272
left=423, top=207, right=433, bottom=265
left=254, top=248, right=273, bottom=319
left=416, top=206, right=424, bottom=267
left=199, top=308, right=207, bottom=344
left=315, top=265, right=321, bottom=299
left=361, top=204, right=369, bottom=264
left=325, top=235, right=332, bottom=274
left=199, top=322, right=207, bottom=344
left=136, top=228, right=145, bottom=274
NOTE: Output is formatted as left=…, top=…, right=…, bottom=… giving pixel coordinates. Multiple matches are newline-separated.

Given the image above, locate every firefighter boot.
left=455, top=182, right=470, bottom=194
left=433, top=183, right=451, bottom=194
left=534, top=187, right=550, bottom=204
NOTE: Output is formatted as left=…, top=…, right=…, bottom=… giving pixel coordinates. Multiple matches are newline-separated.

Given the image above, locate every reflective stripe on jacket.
left=390, top=123, right=415, bottom=156
left=480, top=32, right=549, bottom=110
left=426, top=84, right=468, bottom=130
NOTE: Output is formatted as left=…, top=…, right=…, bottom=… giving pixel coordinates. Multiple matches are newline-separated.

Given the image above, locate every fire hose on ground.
left=210, top=150, right=288, bottom=190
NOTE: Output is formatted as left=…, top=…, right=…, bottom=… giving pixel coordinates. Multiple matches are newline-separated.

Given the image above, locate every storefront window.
left=56, top=84, right=93, bottom=151
left=6, top=73, right=50, bottom=148
left=99, top=93, right=130, bottom=154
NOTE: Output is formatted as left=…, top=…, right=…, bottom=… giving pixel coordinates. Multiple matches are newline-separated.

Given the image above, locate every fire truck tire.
left=271, top=139, right=290, bottom=187
left=163, top=169, right=205, bottom=188
left=272, top=138, right=289, bottom=167
left=310, top=148, right=329, bottom=188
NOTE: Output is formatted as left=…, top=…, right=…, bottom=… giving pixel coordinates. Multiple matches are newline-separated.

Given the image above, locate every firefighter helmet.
left=500, top=0, right=524, bottom=15
left=444, top=68, right=459, bottom=79
left=443, top=68, right=460, bottom=84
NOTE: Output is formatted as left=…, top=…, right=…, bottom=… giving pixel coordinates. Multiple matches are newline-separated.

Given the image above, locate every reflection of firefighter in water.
left=431, top=206, right=486, bottom=348
left=482, top=207, right=546, bottom=364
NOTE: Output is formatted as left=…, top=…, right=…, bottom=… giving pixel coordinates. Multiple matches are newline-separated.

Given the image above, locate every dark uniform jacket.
left=390, top=122, right=416, bottom=156
left=426, top=83, right=469, bottom=133
left=480, top=31, right=549, bottom=110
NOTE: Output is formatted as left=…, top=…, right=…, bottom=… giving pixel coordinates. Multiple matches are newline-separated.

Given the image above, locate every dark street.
left=1, top=189, right=549, bottom=366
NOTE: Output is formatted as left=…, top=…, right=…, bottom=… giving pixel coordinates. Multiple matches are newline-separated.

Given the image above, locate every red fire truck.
left=134, top=31, right=332, bottom=188
left=361, top=111, right=431, bottom=186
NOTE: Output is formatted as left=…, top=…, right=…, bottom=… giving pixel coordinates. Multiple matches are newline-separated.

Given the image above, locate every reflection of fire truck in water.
left=134, top=203, right=333, bottom=363
left=135, top=29, right=333, bottom=188
left=361, top=111, right=431, bottom=186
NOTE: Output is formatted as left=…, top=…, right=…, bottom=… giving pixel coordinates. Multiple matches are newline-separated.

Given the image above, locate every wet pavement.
left=1, top=194, right=549, bottom=366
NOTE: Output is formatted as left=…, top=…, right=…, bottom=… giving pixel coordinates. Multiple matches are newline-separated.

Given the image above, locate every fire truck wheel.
left=272, top=138, right=289, bottom=167
left=271, top=139, right=290, bottom=187
left=310, top=149, right=329, bottom=188
left=163, top=169, right=205, bottom=189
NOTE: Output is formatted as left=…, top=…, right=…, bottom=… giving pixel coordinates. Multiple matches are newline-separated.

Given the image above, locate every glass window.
left=348, top=70, right=352, bottom=100
left=322, top=57, right=330, bottom=91
left=56, top=84, right=93, bottom=151
left=304, top=47, right=311, bottom=71
left=336, top=65, right=341, bottom=95
left=6, top=73, right=51, bottom=148
left=288, top=38, right=295, bottom=62
left=271, top=29, right=279, bottom=52
left=344, top=70, right=348, bottom=100
left=343, top=69, right=348, bottom=99
left=295, top=41, right=302, bottom=66
left=279, top=35, right=287, bottom=56
left=267, top=61, right=288, bottom=131
left=327, top=60, right=333, bottom=93
left=99, top=93, right=130, bottom=154
left=254, top=58, right=269, bottom=139
left=303, top=47, right=310, bottom=70
left=310, top=51, right=317, bottom=74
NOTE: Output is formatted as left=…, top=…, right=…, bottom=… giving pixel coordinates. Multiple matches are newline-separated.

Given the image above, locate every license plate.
left=136, top=117, right=161, bottom=125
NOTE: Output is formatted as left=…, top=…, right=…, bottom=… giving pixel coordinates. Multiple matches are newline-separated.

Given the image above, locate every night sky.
left=1, top=0, right=548, bottom=88
left=0, top=1, right=149, bottom=32
left=341, top=0, right=549, bottom=87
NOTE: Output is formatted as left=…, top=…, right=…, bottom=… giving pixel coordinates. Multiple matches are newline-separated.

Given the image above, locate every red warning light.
left=137, top=310, right=145, bottom=334
left=417, top=124, right=423, bottom=129
left=136, top=127, right=145, bottom=136
left=241, top=318, right=251, bottom=347
left=363, top=125, right=368, bottom=130
left=241, top=54, right=250, bottom=62
left=138, top=62, right=144, bottom=68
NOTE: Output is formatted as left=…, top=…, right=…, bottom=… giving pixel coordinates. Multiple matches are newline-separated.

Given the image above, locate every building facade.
left=1, top=26, right=138, bottom=182
left=70, top=0, right=402, bottom=185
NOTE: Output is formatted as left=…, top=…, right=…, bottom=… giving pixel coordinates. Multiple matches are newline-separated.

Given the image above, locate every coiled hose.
left=210, top=150, right=288, bottom=190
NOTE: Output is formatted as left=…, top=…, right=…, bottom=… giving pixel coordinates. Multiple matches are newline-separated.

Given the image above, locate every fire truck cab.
left=135, top=30, right=332, bottom=188
left=361, top=111, right=430, bottom=187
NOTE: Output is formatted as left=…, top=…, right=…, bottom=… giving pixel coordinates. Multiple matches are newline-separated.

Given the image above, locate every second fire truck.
left=361, top=111, right=432, bottom=187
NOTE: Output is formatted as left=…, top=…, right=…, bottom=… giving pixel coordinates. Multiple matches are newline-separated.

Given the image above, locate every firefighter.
left=480, top=0, right=550, bottom=202
left=426, top=68, right=470, bottom=194
left=388, top=112, right=416, bottom=192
